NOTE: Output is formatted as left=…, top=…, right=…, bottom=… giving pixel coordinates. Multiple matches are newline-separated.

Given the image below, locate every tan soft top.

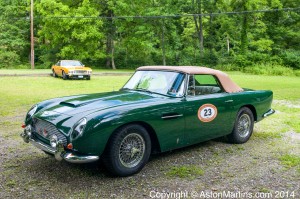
left=137, top=66, right=243, bottom=93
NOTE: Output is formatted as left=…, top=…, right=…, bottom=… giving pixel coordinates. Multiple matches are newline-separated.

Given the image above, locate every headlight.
left=68, top=70, right=74, bottom=74
left=71, top=118, right=87, bottom=140
left=27, top=105, right=37, bottom=118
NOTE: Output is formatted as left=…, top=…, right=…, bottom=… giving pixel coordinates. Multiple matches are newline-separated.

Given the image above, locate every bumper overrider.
left=20, top=125, right=99, bottom=163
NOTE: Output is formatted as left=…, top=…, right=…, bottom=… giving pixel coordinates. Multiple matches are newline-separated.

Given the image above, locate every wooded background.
left=0, top=0, right=299, bottom=71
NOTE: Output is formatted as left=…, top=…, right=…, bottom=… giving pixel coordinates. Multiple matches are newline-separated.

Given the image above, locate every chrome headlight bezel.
left=71, top=118, right=87, bottom=140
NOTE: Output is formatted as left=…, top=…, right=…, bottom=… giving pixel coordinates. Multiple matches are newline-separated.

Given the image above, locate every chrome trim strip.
left=161, top=114, right=183, bottom=119
left=263, top=109, right=275, bottom=117
left=63, top=153, right=99, bottom=163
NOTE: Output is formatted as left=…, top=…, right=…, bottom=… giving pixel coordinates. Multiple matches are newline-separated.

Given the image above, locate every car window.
left=61, top=60, right=83, bottom=67
left=187, top=74, right=223, bottom=96
left=56, top=61, right=60, bottom=66
left=122, top=70, right=185, bottom=97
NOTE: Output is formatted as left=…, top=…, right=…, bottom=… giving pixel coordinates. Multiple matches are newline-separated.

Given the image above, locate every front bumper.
left=20, top=128, right=99, bottom=164
left=68, top=74, right=90, bottom=79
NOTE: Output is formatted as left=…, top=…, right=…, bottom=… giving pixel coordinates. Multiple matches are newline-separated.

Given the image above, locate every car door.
left=184, top=74, right=235, bottom=145
left=54, top=61, right=61, bottom=76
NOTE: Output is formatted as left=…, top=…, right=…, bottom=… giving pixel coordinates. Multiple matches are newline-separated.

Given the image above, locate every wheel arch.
left=107, top=121, right=161, bottom=154
left=240, top=104, right=257, bottom=121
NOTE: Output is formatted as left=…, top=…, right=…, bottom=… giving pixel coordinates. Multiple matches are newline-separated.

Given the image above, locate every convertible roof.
left=137, top=66, right=243, bottom=93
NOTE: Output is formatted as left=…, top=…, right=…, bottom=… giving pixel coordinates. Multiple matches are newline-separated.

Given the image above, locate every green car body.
left=21, top=66, right=274, bottom=176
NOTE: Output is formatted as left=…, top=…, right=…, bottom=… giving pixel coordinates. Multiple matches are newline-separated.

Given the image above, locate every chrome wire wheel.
left=119, top=133, right=145, bottom=168
left=237, top=113, right=251, bottom=138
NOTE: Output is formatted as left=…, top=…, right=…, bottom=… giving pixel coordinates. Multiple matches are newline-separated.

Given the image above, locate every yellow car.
left=51, top=60, right=92, bottom=80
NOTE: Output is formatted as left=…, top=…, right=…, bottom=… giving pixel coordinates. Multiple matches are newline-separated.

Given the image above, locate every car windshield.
left=61, top=60, right=83, bottom=67
left=122, top=70, right=185, bottom=97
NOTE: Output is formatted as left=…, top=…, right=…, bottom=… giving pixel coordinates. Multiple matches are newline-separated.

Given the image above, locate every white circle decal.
left=198, top=104, right=218, bottom=122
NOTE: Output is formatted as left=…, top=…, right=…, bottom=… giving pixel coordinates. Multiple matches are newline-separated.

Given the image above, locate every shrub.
left=280, top=50, right=300, bottom=69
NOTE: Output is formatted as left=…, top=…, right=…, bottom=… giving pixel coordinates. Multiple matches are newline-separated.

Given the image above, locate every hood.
left=68, top=66, right=92, bottom=70
left=34, top=91, right=158, bottom=125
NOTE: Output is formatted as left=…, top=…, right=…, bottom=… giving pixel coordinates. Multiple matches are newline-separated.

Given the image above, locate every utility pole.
left=30, top=0, right=34, bottom=69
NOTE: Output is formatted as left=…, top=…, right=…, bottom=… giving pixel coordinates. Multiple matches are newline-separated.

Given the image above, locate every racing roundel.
left=197, top=104, right=218, bottom=122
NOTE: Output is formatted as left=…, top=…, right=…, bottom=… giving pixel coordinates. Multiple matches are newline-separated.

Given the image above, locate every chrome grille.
left=32, top=119, right=67, bottom=146
left=74, top=70, right=87, bottom=74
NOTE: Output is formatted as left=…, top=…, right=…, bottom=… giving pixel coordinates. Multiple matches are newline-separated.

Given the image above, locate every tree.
left=0, top=0, right=30, bottom=67
left=36, top=0, right=104, bottom=66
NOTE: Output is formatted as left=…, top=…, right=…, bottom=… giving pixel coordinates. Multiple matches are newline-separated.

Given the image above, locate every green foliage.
left=0, top=0, right=299, bottom=71
left=280, top=50, right=300, bottom=69
left=166, top=165, right=204, bottom=179
left=0, top=0, right=30, bottom=68
left=243, top=64, right=295, bottom=76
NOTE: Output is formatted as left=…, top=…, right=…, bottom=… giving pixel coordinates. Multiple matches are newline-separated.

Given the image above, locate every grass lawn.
left=0, top=72, right=299, bottom=131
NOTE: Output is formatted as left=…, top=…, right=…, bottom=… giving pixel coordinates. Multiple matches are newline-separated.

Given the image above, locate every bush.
left=280, top=50, right=300, bottom=69
left=243, top=64, right=294, bottom=76
left=0, top=50, right=20, bottom=68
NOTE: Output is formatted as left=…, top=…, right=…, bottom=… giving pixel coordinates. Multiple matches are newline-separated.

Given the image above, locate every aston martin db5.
left=21, top=66, right=275, bottom=176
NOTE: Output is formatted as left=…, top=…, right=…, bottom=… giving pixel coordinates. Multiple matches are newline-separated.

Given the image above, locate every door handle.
left=161, top=114, right=183, bottom=120
left=225, top=100, right=233, bottom=103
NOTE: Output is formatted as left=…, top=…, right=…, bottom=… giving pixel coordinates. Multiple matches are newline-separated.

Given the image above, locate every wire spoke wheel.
left=104, top=124, right=151, bottom=176
left=227, top=107, right=254, bottom=144
left=237, top=114, right=251, bottom=138
left=119, top=133, right=145, bottom=168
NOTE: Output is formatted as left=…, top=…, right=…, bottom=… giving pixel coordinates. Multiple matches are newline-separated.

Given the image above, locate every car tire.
left=62, top=71, right=68, bottom=80
left=87, top=76, right=91, bottom=80
left=227, top=107, right=254, bottom=144
left=52, top=70, right=57, bottom=78
left=103, top=124, right=151, bottom=177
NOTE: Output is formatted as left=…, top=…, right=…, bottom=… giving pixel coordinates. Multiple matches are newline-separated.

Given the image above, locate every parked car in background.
left=21, top=66, right=275, bottom=176
left=51, top=60, right=92, bottom=80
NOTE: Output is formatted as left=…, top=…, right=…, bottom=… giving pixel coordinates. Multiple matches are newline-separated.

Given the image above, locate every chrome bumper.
left=20, top=128, right=99, bottom=164
left=263, top=109, right=275, bottom=118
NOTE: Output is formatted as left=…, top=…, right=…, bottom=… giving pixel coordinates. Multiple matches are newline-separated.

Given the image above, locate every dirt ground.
left=0, top=101, right=299, bottom=199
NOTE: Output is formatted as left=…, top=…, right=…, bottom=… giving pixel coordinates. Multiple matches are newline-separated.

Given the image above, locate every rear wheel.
left=52, top=70, right=57, bottom=78
left=227, top=107, right=254, bottom=144
left=103, top=124, right=151, bottom=176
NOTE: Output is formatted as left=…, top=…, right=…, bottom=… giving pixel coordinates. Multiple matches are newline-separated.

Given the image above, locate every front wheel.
left=103, top=124, right=151, bottom=177
left=62, top=71, right=68, bottom=80
left=227, top=107, right=254, bottom=144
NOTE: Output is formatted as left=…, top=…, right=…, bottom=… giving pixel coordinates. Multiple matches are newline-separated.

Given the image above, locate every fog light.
left=50, top=135, right=58, bottom=148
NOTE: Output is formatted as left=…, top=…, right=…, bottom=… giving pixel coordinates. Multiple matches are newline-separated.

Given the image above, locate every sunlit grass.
left=0, top=76, right=130, bottom=117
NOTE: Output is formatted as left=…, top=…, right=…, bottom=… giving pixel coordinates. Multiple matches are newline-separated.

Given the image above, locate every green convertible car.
left=21, top=66, right=275, bottom=176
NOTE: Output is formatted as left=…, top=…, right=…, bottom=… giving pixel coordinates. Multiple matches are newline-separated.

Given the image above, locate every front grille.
left=32, top=119, right=67, bottom=146
left=74, top=70, right=87, bottom=74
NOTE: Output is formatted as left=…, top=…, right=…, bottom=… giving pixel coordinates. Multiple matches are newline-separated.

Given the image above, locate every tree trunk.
left=192, top=0, right=204, bottom=57
left=105, top=37, right=111, bottom=68
left=106, top=9, right=116, bottom=69
left=227, top=35, right=230, bottom=55
left=111, top=40, right=116, bottom=70
left=161, top=19, right=166, bottom=66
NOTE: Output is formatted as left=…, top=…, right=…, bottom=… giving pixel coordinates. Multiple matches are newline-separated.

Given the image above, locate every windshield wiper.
left=120, top=88, right=133, bottom=91
left=135, top=88, right=153, bottom=94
